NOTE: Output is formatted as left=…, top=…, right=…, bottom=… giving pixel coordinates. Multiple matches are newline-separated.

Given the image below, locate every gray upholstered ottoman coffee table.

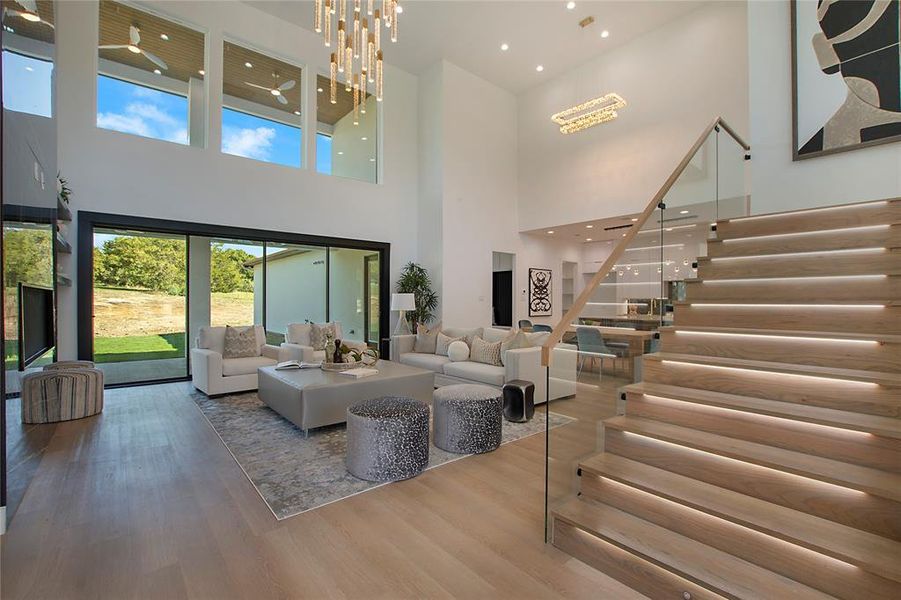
left=433, top=384, right=503, bottom=454
left=257, top=360, right=434, bottom=435
left=346, top=396, right=430, bottom=482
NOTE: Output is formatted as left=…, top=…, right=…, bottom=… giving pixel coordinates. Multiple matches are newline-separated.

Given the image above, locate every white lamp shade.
left=391, top=293, right=416, bottom=311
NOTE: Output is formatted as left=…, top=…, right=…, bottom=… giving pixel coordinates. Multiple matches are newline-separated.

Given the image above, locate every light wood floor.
left=1, top=373, right=639, bottom=599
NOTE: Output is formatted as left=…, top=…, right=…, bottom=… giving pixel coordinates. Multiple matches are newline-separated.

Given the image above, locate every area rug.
left=190, top=390, right=574, bottom=520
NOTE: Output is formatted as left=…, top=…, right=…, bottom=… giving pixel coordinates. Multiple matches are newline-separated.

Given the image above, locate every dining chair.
left=532, top=324, right=553, bottom=333
left=575, top=326, right=629, bottom=378
left=518, top=319, right=533, bottom=329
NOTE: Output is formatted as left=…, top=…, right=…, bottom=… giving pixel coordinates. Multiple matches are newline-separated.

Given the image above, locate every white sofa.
left=390, top=326, right=577, bottom=403
left=280, top=322, right=369, bottom=362
left=191, top=325, right=287, bottom=396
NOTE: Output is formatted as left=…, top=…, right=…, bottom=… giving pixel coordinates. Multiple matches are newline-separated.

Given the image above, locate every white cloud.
left=96, top=112, right=152, bottom=137
left=125, top=102, right=180, bottom=128
left=222, top=126, right=276, bottom=161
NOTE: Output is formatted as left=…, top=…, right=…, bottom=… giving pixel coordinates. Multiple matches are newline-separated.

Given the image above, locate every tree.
left=210, top=244, right=254, bottom=293
left=3, top=226, right=53, bottom=288
left=396, top=262, right=438, bottom=328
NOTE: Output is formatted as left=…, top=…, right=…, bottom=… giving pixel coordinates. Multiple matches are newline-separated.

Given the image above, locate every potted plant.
left=396, top=262, right=438, bottom=330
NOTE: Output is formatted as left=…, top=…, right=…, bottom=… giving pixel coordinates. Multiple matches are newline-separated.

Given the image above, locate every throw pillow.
left=435, top=332, right=462, bottom=356
left=413, top=323, right=440, bottom=353
left=500, top=330, right=532, bottom=366
left=223, top=325, right=259, bottom=359
left=469, top=336, right=503, bottom=366
left=310, top=322, right=336, bottom=351
left=447, top=340, right=470, bottom=362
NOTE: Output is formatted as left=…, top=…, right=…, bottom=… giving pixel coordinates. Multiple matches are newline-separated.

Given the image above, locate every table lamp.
left=391, top=293, right=416, bottom=336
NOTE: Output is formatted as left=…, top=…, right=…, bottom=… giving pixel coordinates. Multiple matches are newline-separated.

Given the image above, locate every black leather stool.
left=502, top=379, right=535, bottom=422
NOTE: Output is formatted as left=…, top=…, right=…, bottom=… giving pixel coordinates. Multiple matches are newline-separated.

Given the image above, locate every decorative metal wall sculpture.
left=528, top=268, right=552, bottom=317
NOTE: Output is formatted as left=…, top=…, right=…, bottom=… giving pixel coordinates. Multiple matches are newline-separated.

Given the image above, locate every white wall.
left=331, top=95, right=379, bottom=182
left=517, top=1, right=749, bottom=231
left=53, top=0, right=419, bottom=358
left=748, top=0, right=901, bottom=214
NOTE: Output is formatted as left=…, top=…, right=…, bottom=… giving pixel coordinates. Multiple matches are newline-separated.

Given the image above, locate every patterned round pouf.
left=433, top=384, right=503, bottom=454
left=346, top=396, right=430, bottom=482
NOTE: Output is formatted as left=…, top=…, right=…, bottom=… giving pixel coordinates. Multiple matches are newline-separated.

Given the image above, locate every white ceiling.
left=245, top=0, right=706, bottom=94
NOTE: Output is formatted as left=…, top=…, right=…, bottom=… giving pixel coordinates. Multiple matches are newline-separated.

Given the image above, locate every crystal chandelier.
left=551, top=93, right=626, bottom=135
left=314, top=0, right=399, bottom=119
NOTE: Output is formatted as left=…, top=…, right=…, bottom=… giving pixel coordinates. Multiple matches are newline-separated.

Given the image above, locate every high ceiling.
left=1, top=0, right=54, bottom=44
left=245, top=0, right=705, bottom=94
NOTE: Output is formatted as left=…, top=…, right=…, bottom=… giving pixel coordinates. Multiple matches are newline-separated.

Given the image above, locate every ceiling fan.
left=244, top=74, right=295, bottom=105
left=4, top=0, right=54, bottom=29
left=99, top=24, right=168, bottom=71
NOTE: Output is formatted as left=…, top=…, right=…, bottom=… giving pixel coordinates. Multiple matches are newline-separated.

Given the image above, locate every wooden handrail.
left=540, top=116, right=747, bottom=366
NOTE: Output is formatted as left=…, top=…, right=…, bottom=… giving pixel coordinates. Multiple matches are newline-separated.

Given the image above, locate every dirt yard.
left=93, top=288, right=254, bottom=337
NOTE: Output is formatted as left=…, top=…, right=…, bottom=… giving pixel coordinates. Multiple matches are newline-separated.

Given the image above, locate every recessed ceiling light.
left=361, top=136, right=368, bottom=140
left=160, top=33, right=169, bottom=41
left=622, top=233, right=627, bottom=237
left=198, top=69, right=205, bottom=75
left=293, top=110, right=300, bottom=115
left=680, top=209, right=689, bottom=214
left=586, top=224, right=593, bottom=228
left=536, top=65, right=544, bottom=72
left=547, top=230, right=554, bottom=234
left=500, top=43, right=509, bottom=51
left=245, top=62, right=253, bottom=68
left=630, top=218, right=638, bottom=222
left=317, top=87, right=324, bottom=92
left=338, top=151, right=344, bottom=155
left=153, top=68, right=161, bottom=75
left=586, top=238, right=592, bottom=242
left=601, top=30, right=610, bottom=38
left=566, top=1, right=576, bottom=9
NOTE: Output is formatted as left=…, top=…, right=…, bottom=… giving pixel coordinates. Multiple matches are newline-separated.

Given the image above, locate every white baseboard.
left=0, top=506, right=6, bottom=535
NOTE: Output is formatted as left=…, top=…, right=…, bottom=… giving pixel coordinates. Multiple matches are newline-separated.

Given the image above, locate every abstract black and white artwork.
left=528, top=268, right=552, bottom=317
left=792, top=0, right=901, bottom=160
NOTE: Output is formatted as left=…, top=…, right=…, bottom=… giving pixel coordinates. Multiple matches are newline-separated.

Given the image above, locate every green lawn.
left=93, top=333, right=186, bottom=363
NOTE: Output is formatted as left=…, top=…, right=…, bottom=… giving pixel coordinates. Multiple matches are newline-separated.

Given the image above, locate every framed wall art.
left=528, top=268, right=552, bottom=317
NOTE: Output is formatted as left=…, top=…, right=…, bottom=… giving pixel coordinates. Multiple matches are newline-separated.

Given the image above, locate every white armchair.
left=191, top=325, right=287, bottom=396
left=280, top=322, right=368, bottom=363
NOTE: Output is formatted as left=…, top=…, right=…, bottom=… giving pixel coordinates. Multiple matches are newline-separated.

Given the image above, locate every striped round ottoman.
left=21, top=368, right=104, bottom=424
left=433, top=384, right=503, bottom=454
left=346, top=396, right=430, bottom=482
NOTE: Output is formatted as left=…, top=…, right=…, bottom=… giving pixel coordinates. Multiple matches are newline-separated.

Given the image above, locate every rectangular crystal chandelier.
left=551, top=93, right=627, bottom=135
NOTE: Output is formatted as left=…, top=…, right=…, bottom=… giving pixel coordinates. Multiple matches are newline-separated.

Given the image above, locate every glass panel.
left=97, top=0, right=205, bottom=146
left=329, top=247, right=380, bottom=347
left=221, top=41, right=302, bottom=167
left=264, top=243, right=327, bottom=344
left=316, top=73, right=378, bottom=183
left=364, top=254, right=380, bottom=346
left=3, top=221, right=54, bottom=394
left=1, top=0, right=55, bottom=117
left=717, top=128, right=749, bottom=220
left=209, top=238, right=261, bottom=330
left=92, top=228, right=187, bottom=385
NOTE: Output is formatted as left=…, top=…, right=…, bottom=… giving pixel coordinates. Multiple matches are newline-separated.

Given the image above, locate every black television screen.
left=18, top=284, right=54, bottom=370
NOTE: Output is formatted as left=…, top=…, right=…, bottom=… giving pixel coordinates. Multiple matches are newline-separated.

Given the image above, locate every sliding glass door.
left=92, top=228, right=188, bottom=385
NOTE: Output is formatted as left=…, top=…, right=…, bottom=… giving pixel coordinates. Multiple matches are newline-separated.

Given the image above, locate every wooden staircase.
left=550, top=198, right=901, bottom=599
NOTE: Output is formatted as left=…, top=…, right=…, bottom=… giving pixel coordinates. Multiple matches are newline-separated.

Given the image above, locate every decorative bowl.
left=321, top=361, right=363, bottom=372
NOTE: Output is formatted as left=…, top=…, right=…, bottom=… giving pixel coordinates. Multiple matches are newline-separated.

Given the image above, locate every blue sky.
left=2, top=51, right=53, bottom=117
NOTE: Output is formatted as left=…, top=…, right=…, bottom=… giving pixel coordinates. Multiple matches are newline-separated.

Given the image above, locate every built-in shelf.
left=55, top=232, right=71, bottom=254
left=57, top=200, right=72, bottom=222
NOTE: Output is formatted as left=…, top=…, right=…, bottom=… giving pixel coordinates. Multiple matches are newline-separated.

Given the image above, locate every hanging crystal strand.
left=324, top=0, right=332, bottom=46
left=383, top=0, right=390, bottom=27
left=390, top=0, right=398, bottom=42
left=376, top=49, right=383, bottom=101
left=353, top=82, right=360, bottom=125
left=330, top=53, right=338, bottom=104
left=353, top=12, right=360, bottom=59
left=345, top=39, right=353, bottom=91
left=359, top=71, right=367, bottom=114
left=337, top=21, right=345, bottom=71
left=314, top=0, right=323, bottom=32
left=367, top=0, right=373, bottom=16
left=367, top=33, right=375, bottom=82
left=361, top=18, right=368, bottom=67
left=373, top=9, right=381, bottom=52
left=339, top=0, right=346, bottom=22
left=354, top=0, right=361, bottom=13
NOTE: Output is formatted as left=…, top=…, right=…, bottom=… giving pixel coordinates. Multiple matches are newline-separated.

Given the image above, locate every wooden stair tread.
left=660, top=325, right=901, bottom=344
left=553, top=498, right=831, bottom=599
left=673, top=299, right=901, bottom=306
left=705, top=223, right=901, bottom=258
left=696, top=249, right=901, bottom=279
left=603, top=416, right=901, bottom=501
left=579, top=453, right=901, bottom=582
left=647, top=352, right=901, bottom=386
left=624, top=382, right=901, bottom=439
